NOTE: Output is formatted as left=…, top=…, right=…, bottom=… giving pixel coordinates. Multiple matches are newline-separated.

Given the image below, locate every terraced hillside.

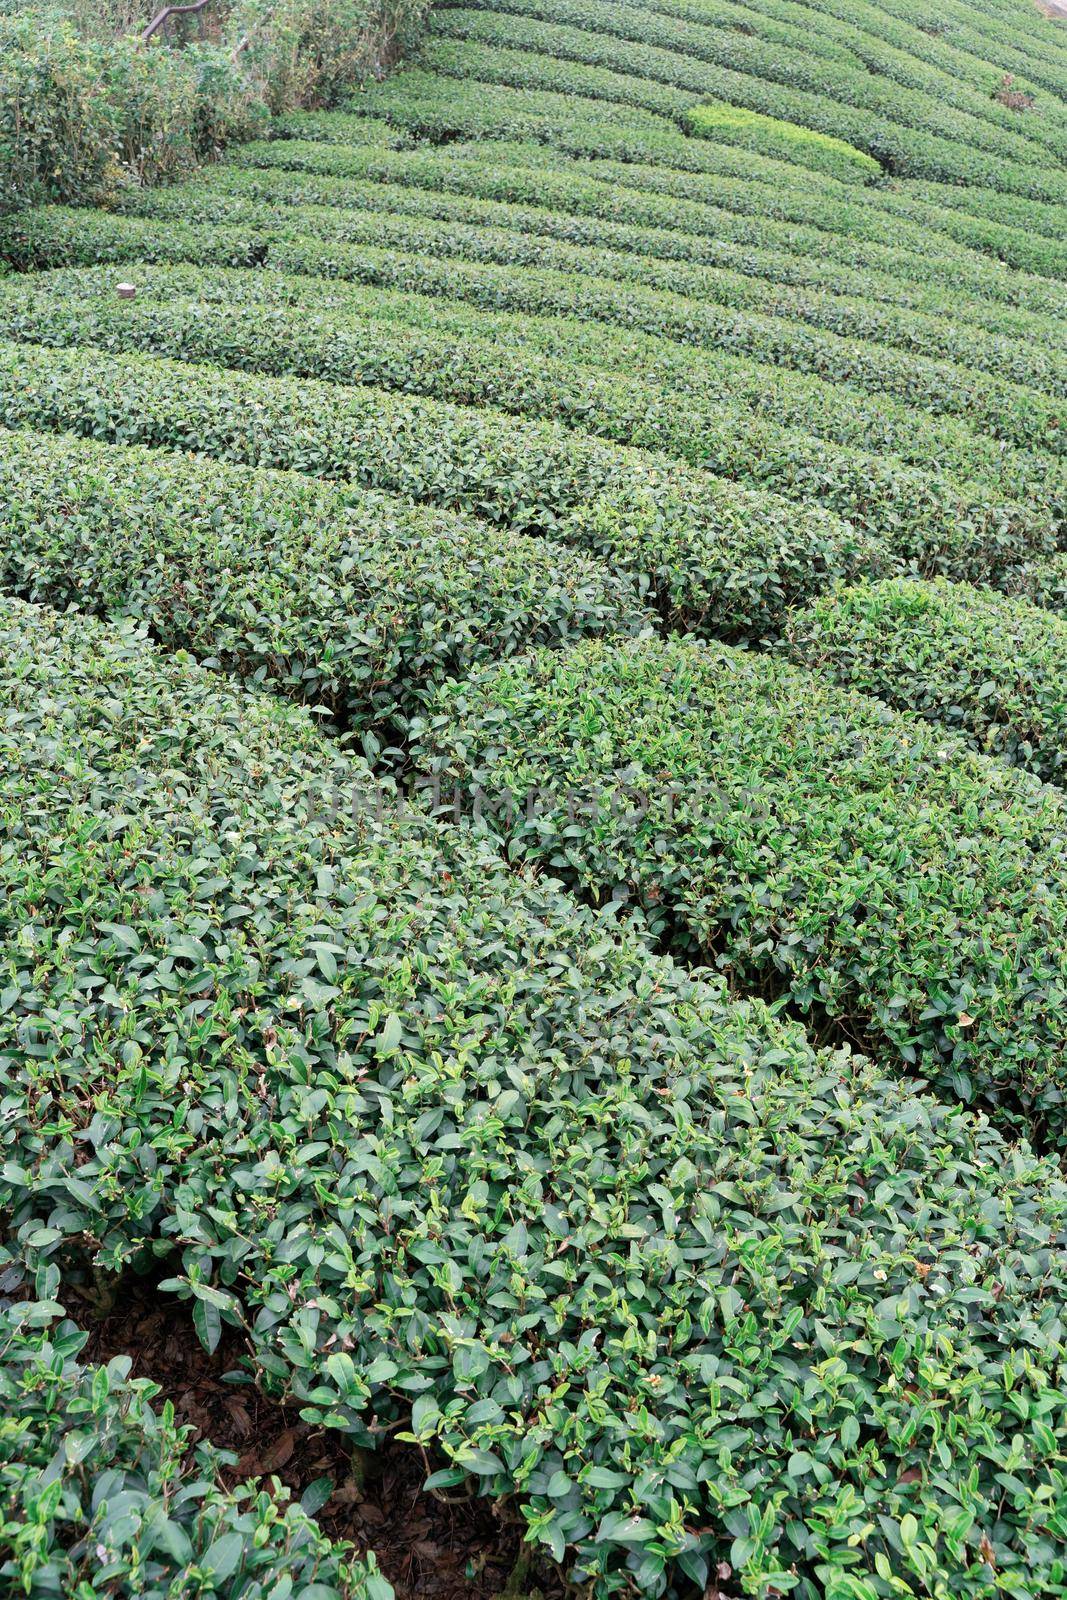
left=2, top=1, right=1067, bottom=1597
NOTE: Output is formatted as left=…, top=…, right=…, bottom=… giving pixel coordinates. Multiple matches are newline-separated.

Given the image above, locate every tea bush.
left=3, top=598, right=1067, bottom=1599
left=784, top=577, right=1067, bottom=784
left=684, top=101, right=881, bottom=183
left=208, top=152, right=1066, bottom=325
left=332, top=74, right=1067, bottom=278
left=415, top=634, right=1067, bottom=1146
left=0, top=1292, right=391, bottom=1598
left=0, top=341, right=884, bottom=639
left=6, top=259, right=1059, bottom=515
left=0, top=425, right=644, bottom=731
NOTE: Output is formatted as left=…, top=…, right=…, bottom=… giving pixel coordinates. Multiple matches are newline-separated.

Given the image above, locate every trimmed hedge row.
left=1, top=273, right=1053, bottom=573
left=4, top=208, right=1059, bottom=455
left=409, top=39, right=1067, bottom=280
left=4, top=598, right=1067, bottom=1599
left=758, top=0, right=1067, bottom=116
left=0, top=426, right=643, bottom=731
left=784, top=577, right=1067, bottom=784
left=684, top=100, right=882, bottom=183
left=427, top=6, right=1067, bottom=201
left=213, top=153, right=1067, bottom=330
left=0, top=342, right=882, bottom=639
left=0, top=1292, right=391, bottom=1599
left=414, top=633, right=1067, bottom=1146
left=9, top=261, right=1058, bottom=511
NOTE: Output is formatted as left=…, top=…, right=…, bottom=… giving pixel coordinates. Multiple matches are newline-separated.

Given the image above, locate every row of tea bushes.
left=656, top=0, right=1067, bottom=159
left=425, top=9, right=1067, bottom=202
left=4, top=596, right=1067, bottom=1599
left=338, top=64, right=1067, bottom=280
left=0, top=426, right=643, bottom=733
left=7, top=260, right=1058, bottom=513
left=0, top=1292, right=391, bottom=1599
left=784, top=578, right=1067, bottom=784
left=4, top=206, right=1059, bottom=455
left=213, top=151, right=1067, bottom=327
left=441, top=0, right=1063, bottom=175
left=413, top=633, right=1067, bottom=1148
left=2, top=271, right=1051, bottom=571
left=0, top=341, right=883, bottom=640
left=115, top=181, right=1065, bottom=390
left=371, top=46, right=1067, bottom=280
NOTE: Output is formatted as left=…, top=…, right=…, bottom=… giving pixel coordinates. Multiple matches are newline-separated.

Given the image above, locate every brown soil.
left=72, top=1274, right=567, bottom=1600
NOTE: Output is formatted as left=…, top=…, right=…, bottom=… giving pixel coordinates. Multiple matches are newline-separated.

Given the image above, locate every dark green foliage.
left=0, top=341, right=883, bottom=639
left=415, top=634, right=1067, bottom=1146
left=0, top=1291, right=391, bottom=1598
left=785, top=577, right=1067, bottom=783
left=3, top=600, right=1067, bottom=1600
left=426, top=6, right=1067, bottom=201
left=0, top=11, right=262, bottom=216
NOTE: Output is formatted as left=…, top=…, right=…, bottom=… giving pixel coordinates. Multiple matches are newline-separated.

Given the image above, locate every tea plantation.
left=2, top=0, right=1067, bottom=1596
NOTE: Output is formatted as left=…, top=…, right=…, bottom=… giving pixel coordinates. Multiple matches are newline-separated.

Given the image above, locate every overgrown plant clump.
left=0, top=1, right=432, bottom=219
left=414, top=634, right=1067, bottom=1147
left=3, top=599, right=1067, bottom=1600
left=0, top=1289, right=393, bottom=1598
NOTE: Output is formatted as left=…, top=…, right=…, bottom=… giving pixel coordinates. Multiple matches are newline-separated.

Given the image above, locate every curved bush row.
left=2, top=273, right=1053, bottom=573
left=0, top=342, right=881, bottom=639
left=4, top=597, right=1067, bottom=1600
left=0, top=1292, right=390, bottom=1599
left=683, top=100, right=882, bottom=182
left=11, top=256, right=1061, bottom=510
left=346, top=64, right=1067, bottom=280
left=784, top=577, right=1067, bottom=784
left=414, top=633, right=1067, bottom=1146
left=203, top=160, right=1066, bottom=351
left=427, top=6, right=1067, bottom=201
left=895, top=175, right=1066, bottom=242
left=869, top=184, right=1067, bottom=283
left=216, top=150, right=1066, bottom=330
left=5, top=207, right=1058, bottom=455
left=0, top=426, right=643, bottom=731
left=466, top=0, right=1060, bottom=172
left=114, top=183, right=1064, bottom=394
